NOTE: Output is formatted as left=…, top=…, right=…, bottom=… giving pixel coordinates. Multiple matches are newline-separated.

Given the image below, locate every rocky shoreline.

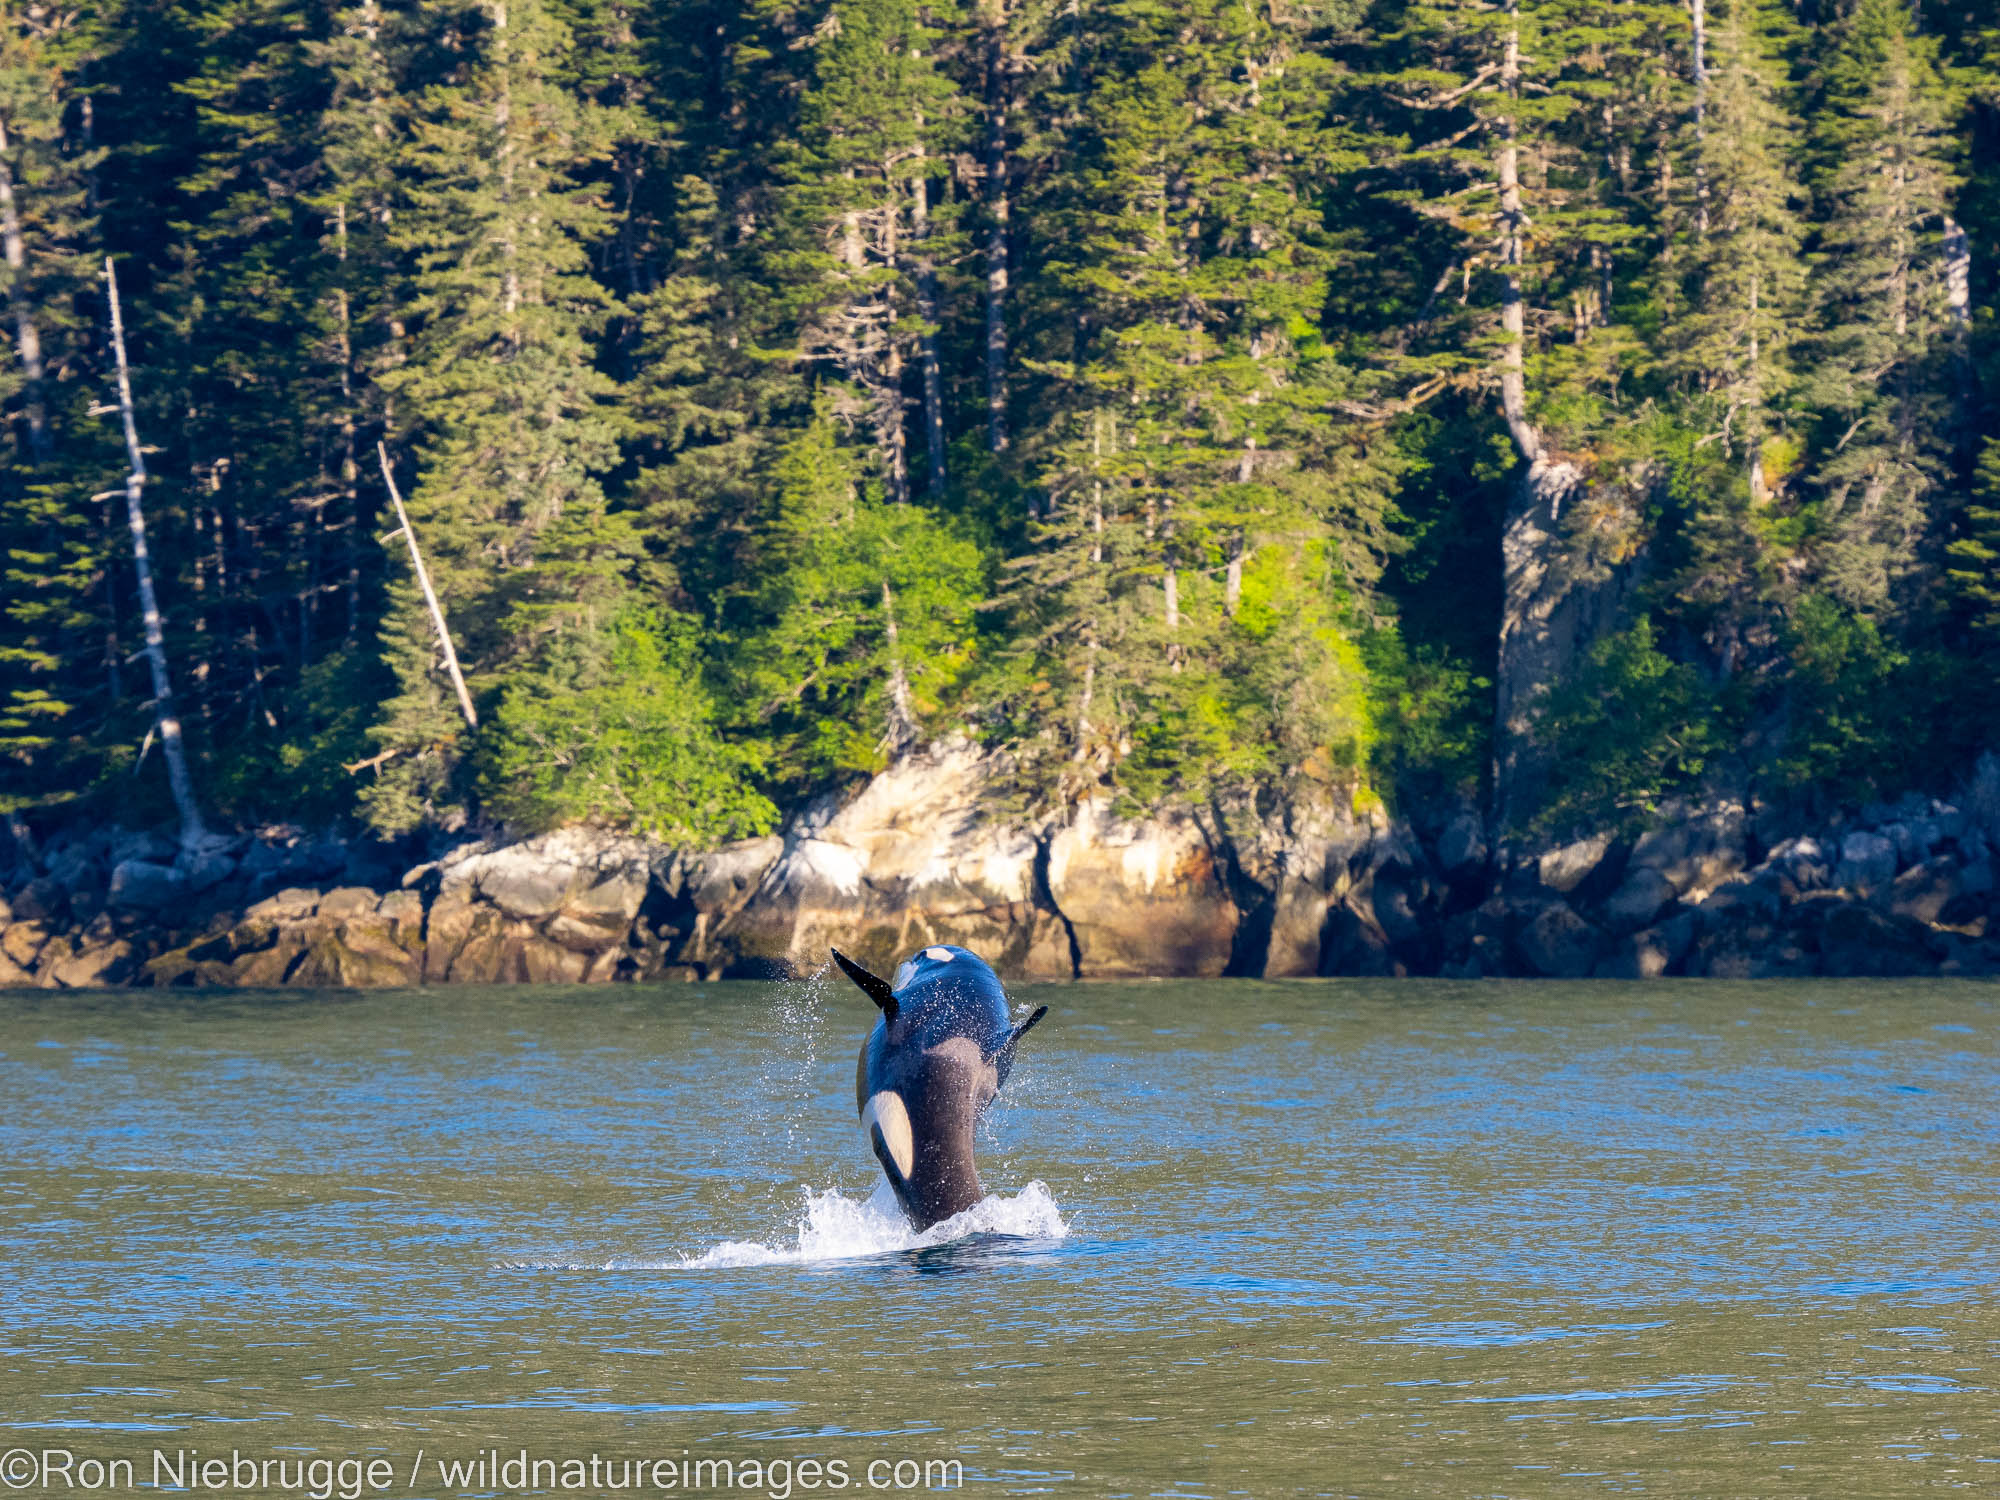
left=4, top=742, right=2000, bottom=988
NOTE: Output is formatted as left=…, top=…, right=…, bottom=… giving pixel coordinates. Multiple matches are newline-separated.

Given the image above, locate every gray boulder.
left=1517, top=900, right=1600, bottom=978
left=1369, top=872, right=1428, bottom=949
left=1834, top=830, right=1897, bottom=896
left=1629, top=806, right=1745, bottom=896
left=1435, top=809, right=1487, bottom=877
left=1602, top=866, right=1676, bottom=934
left=176, top=846, right=238, bottom=894
left=1765, top=836, right=1831, bottom=892
left=107, top=859, right=186, bottom=911
left=1594, top=926, right=1675, bottom=979
left=11, top=877, right=65, bottom=924
left=1888, top=857, right=1961, bottom=926
left=111, top=829, right=178, bottom=866
left=47, top=844, right=105, bottom=898
left=479, top=863, right=573, bottom=920
left=1538, top=834, right=1612, bottom=894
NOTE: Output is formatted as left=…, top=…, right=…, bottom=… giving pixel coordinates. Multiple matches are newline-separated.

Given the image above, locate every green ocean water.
left=1, top=978, right=1996, bottom=1497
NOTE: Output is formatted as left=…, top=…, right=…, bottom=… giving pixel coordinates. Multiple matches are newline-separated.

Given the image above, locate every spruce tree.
left=1803, top=0, right=1962, bottom=618
left=0, top=7, right=115, bottom=806
left=1662, top=0, right=1808, bottom=678
left=994, top=0, right=1396, bottom=804
left=1946, top=436, right=2000, bottom=642
left=769, top=0, right=959, bottom=506
left=362, top=0, right=625, bottom=832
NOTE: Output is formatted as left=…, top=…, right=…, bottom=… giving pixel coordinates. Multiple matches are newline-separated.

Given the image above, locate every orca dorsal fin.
left=831, top=948, right=898, bottom=1021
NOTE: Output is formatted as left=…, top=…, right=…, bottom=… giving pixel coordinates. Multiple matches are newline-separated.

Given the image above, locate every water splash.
left=682, top=1179, right=1069, bottom=1269
left=761, top=961, right=836, bottom=1158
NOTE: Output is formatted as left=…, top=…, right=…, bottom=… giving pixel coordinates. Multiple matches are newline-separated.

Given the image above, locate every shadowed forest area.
left=1, top=0, right=1996, bottom=846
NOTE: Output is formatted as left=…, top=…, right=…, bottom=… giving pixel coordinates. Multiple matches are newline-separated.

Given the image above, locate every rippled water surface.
left=3, top=978, right=1998, bottom=1496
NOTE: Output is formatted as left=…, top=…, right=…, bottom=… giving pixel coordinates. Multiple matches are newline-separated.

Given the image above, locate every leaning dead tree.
left=103, top=257, right=207, bottom=849
left=377, top=442, right=477, bottom=731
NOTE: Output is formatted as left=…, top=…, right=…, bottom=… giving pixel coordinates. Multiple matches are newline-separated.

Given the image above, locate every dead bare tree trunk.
left=332, top=200, right=363, bottom=645
left=104, top=257, right=207, bottom=849
left=877, top=183, right=910, bottom=508
left=377, top=443, right=478, bottom=731
left=1490, top=8, right=1593, bottom=834
left=1944, top=214, right=1973, bottom=422
left=1227, top=398, right=1257, bottom=618
left=880, top=577, right=918, bottom=758
left=0, top=118, right=50, bottom=460
left=982, top=0, right=1011, bottom=457
left=910, top=147, right=947, bottom=495
left=1690, top=0, right=1709, bottom=236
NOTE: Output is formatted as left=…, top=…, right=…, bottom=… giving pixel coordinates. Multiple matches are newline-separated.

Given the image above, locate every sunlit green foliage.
left=481, top=608, right=776, bottom=840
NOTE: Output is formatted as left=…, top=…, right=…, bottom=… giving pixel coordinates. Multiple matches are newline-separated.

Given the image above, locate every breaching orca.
left=832, top=944, right=1048, bottom=1230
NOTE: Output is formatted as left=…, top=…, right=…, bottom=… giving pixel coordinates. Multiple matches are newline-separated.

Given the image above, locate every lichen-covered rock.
left=544, top=912, right=627, bottom=954
left=444, top=827, right=655, bottom=922
left=422, top=890, right=477, bottom=981
left=688, top=744, right=1060, bottom=977
left=31, top=935, right=72, bottom=986
left=176, top=846, right=239, bottom=894
left=247, top=888, right=320, bottom=921
left=1763, top=836, right=1831, bottom=892
left=48, top=844, right=107, bottom=901
left=20, top=741, right=2000, bottom=987
left=541, top=870, right=649, bottom=957
left=47, top=938, right=137, bottom=987
left=2, top=921, right=49, bottom=968
left=229, top=935, right=307, bottom=986
left=520, top=936, right=588, bottom=984
left=443, top=905, right=517, bottom=984
left=1045, top=798, right=1236, bottom=977
left=112, top=829, right=178, bottom=866
left=1790, top=897, right=1934, bottom=977
left=1263, top=878, right=1333, bottom=977
left=376, top=890, right=426, bottom=953
left=1320, top=894, right=1395, bottom=976
left=316, top=887, right=381, bottom=921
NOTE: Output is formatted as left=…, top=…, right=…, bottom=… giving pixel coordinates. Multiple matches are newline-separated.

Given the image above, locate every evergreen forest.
left=1, top=0, right=1997, bottom=845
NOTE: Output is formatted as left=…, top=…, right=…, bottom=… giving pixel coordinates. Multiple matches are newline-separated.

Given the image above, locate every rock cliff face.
left=6, top=744, right=2000, bottom=988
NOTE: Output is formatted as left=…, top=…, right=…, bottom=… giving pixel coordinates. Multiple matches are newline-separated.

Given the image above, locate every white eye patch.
left=925, top=946, right=954, bottom=962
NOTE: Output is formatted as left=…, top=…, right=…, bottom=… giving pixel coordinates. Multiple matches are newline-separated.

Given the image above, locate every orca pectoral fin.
left=992, top=1004, right=1049, bottom=1088
left=832, top=947, right=898, bottom=1020
left=1010, top=1004, right=1049, bottom=1046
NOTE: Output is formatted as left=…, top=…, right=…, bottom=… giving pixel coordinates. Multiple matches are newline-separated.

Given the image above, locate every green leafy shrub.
left=1533, top=617, right=1723, bottom=833
left=481, top=609, right=776, bottom=842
